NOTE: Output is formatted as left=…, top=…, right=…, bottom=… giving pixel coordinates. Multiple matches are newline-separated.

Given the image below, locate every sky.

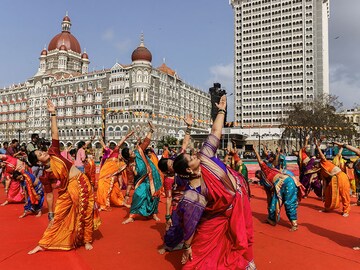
left=0, top=0, right=359, bottom=121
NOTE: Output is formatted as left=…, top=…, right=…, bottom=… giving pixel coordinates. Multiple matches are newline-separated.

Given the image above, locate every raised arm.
left=140, top=121, right=155, bottom=151
left=181, top=114, right=193, bottom=152
left=47, top=99, right=59, bottom=140
left=117, top=130, right=135, bottom=147
left=303, top=134, right=310, bottom=149
left=334, top=142, right=360, bottom=156
left=314, top=138, right=326, bottom=161
left=99, top=139, right=107, bottom=149
left=262, top=144, right=269, bottom=157
left=253, top=145, right=262, bottom=165
left=211, top=95, right=227, bottom=140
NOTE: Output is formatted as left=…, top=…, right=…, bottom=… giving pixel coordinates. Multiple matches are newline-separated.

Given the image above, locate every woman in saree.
left=122, top=121, right=162, bottom=224
left=157, top=114, right=193, bottom=233
left=316, top=139, right=350, bottom=217
left=333, top=142, right=360, bottom=249
left=27, top=99, right=100, bottom=254
left=224, top=141, right=251, bottom=197
left=254, top=145, right=301, bottom=232
left=12, top=170, right=44, bottom=218
left=96, top=132, right=134, bottom=210
left=298, top=135, right=322, bottom=198
left=0, top=154, right=25, bottom=206
left=172, top=95, right=255, bottom=270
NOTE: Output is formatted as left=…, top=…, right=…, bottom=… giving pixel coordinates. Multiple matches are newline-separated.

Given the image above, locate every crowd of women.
left=1, top=94, right=360, bottom=268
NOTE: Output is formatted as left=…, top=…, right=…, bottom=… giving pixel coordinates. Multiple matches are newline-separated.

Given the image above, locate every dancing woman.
left=122, top=121, right=162, bottom=224
left=27, top=100, right=100, bottom=254
left=12, top=170, right=44, bottom=218
left=96, top=131, right=134, bottom=211
left=316, top=140, right=350, bottom=217
left=172, top=95, right=255, bottom=269
left=0, top=154, right=25, bottom=206
left=254, top=145, right=301, bottom=231
left=298, top=135, right=322, bottom=198
left=158, top=114, right=193, bottom=232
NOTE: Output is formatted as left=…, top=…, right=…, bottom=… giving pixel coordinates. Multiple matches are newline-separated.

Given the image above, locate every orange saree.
left=96, top=157, right=127, bottom=210
left=38, top=156, right=98, bottom=250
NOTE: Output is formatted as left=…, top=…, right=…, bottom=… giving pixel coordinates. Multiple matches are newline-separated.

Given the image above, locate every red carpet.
left=1, top=174, right=360, bottom=269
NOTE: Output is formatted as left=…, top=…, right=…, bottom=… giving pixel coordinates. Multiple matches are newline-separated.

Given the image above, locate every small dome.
left=82, top=52, right=89, bottom=59
left=131, top=33, right=152, bottom=62
left=59, top=44, right=67, bottom=51
left=131, top=46, right=152, bottom=62
left=40, top=48, right=48, bottom=56
left=63, top=15, right=71, bottom=22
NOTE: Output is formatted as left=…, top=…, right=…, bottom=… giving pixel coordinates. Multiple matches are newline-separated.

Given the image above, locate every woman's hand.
left=333, top=141, right=344, bottom=147
left=181, top=247, right=193, bottom=265
left=126, top=130, right=135, bottom=139
left=148, top=121, right=155, bottom=131
left=184, top=114, right=193, bottom=127
left=47, top=99, right=56, bottom=113
left=215, top=95, right=227, bottom=111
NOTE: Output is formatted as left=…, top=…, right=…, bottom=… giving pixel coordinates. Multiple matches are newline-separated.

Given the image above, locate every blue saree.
left=129, top=148, right=162, bottom=217
left=21, top=171, right=44, bottom=213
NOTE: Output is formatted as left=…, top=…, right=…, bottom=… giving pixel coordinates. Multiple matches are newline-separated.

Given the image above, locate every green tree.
left=282, top=94, right=356, bottom=145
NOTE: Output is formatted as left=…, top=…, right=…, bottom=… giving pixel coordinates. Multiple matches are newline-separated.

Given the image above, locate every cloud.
left=115, top=38, right=132, bottom=54
left=101, top=29, right=132, bottom=55
left=330, top=63, right=360, bottom=108
left=207, top=62, right=234, bottom=93
left=102, top=29, right=115, bottom=41
left=206, top=62, right=235, bottom=120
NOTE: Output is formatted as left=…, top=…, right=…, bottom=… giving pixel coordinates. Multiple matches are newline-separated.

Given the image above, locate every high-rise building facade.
left=230, top=0, right=330, bottom=128
left=0, top=15, right=211, bottom=147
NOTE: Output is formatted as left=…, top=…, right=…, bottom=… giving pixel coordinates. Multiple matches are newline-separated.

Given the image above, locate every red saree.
left=183, top=134, right=255, bottom=270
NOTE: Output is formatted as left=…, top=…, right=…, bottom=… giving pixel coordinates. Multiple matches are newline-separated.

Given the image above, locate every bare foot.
left=153, top=214, right=160, bottom=222
left=1, top=201, right=9, bottom=206
left=158, top=247, right=167, bottom=255
left=266, top=218, right=276, bottom=226
left=122, top=203, right=131, bottom=208
left=85, top=242, right=93, bottom=250
left=122, top=217, right=134, bottom=224
left=36, top=211, right=42, bottom=217
left=289, top=225, right=298, bottom=232
left=19, top=212, right=28, bottom=218
left=353, top=246, right=360, bottom=250
left=28, top=246, right=44, bottom=255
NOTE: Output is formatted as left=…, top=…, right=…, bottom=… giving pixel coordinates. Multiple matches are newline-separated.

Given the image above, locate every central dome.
left=48, top=15, right=81, bottom=54
left=48, top=32, right=81, bottom=53
left=131, top=34, right=152, bottom=62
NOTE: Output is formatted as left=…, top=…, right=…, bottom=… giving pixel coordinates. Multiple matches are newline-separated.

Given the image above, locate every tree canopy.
left=281, top=94, right=356, bottom=143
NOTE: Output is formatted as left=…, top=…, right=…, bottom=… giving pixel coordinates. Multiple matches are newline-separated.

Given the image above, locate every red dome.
left=40, top=48, right=47, bottom=56
left=82, top=52, right=89, bottom=59
left=131, top=46, right=152, bottom=62
left=59, top=44, right=67, bottom=51
left=63, top=15, right=71, bottom=22
left=48, top=32, right=81, bottom=53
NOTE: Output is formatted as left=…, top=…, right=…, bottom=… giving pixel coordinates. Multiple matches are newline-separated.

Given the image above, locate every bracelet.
left=185, top=127, right=191, bottom=135
left=50, top=113, right=56, bottom=117
left=125, top=193, right=130, bottom=197
left=165, top=214, right=171, bottom=221
left=343, top=143, right=347, bottom=148
left=48, top=212, right=54, bottom=221
left=218, top=109, right=226, bottom=114
left=183, top=243, right=191, bottom=250
left=150, top=129, right=154, bottom=133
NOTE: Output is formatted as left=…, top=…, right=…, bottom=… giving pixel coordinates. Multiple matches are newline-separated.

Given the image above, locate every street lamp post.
left=17, top=129, right=21, bottom=144
left=101, top=107, right=106, bottom=142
